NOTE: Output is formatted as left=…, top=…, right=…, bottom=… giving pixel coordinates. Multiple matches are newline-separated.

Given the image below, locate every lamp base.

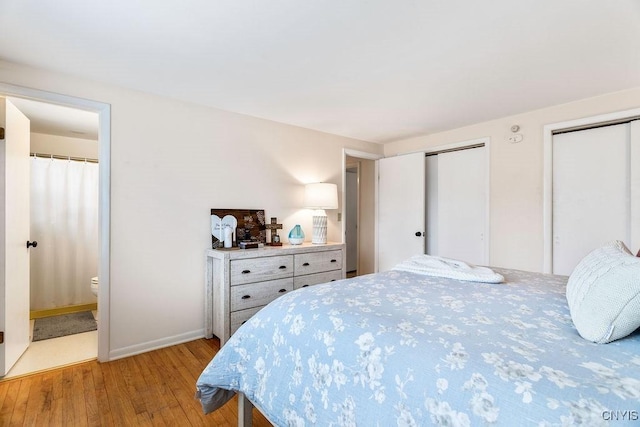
left=311, top=214, right=328, bottom=244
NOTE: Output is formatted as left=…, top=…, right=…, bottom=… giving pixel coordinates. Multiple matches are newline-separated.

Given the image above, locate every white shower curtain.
left=30, top=156, right=99, bottom=310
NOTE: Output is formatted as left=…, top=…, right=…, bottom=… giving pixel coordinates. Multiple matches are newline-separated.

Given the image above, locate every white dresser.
left=205, top=242, right=345, bottom=344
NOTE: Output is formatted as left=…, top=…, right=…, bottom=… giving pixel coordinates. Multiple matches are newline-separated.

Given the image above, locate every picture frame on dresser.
left=204, top=242, right=346, bottom=344
left=210, top=208, right=266, bottom=248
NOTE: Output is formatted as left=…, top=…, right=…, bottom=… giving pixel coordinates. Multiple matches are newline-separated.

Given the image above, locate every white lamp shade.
left=304, top=183, right=338, bottom=209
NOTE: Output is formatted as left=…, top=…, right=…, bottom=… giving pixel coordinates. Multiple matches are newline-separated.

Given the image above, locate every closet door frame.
left=542, top=107, right=640, bottom=273
left=424, top=137, right=491, bottom=265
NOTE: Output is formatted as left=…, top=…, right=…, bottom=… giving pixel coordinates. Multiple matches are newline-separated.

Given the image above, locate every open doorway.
left=343, top=149, right=381, bottom=276
left=0, top=84, right=110, bottom=378
left=345, top=163, right=359, bottom=277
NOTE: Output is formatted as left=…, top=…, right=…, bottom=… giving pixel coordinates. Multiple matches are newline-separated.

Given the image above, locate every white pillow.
left=566, top=240, right=640, bottom=343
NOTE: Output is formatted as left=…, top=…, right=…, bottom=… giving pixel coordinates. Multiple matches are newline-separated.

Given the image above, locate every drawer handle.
left=241, top=320, right=247, bottom=325
left=330, top=279, right=336, bottom=282
left=278, top=288, right=287, bottom=293
left=302, top=262, right=310, bottom=266
left=302, top=285, right=309, bottom=288
left=241, top=295, right=251, bottom=300
left=279, top=265, right=287, bottom=269
left=330, top=259, right=337, bottom=263
left=241, top=269, right=251, bottom=274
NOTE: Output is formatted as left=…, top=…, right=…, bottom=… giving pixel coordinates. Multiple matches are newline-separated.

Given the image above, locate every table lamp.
left=304, top=182, right=338, bottom=244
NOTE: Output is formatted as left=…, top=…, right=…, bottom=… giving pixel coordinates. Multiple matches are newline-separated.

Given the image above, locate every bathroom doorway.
left=0, top=85, right=110, bottom=378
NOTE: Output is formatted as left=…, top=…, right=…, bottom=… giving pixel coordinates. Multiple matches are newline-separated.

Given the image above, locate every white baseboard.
left=107, top=329, right=205, bottom=361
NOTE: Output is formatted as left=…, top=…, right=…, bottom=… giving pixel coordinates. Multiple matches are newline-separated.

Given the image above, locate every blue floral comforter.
left=196, top=269, right=640, bottom=426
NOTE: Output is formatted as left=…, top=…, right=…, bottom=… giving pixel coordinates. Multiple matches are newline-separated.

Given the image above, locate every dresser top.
left=206, top=242, right=344, bottom=260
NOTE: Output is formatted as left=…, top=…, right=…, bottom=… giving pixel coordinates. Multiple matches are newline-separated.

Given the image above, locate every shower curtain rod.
left=31, top=152, right=99, bottom=164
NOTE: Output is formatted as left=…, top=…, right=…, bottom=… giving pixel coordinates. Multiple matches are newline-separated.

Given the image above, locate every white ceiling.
left=8, top=98, right=99, bottom=140
left=1, top=1, right=639, bottom=143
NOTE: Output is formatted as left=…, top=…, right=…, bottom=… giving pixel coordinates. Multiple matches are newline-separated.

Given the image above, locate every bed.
left=196, top=250, right=640, bottom=426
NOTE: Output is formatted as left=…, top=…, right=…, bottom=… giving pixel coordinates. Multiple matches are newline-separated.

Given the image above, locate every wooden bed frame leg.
left=237, top=392, right=253, bottom=427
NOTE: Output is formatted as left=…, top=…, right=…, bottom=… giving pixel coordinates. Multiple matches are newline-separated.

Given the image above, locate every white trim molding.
left=108, top=329, right=204, bottom=361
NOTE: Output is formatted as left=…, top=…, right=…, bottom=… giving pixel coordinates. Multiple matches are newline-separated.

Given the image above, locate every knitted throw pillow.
left=566, top=240, right=640, bottom=343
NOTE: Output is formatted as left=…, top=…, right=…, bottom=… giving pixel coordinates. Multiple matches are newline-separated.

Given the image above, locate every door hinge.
left=0, top=127, right=4, bottom=140
left=0, top=331, right=3, bottom=344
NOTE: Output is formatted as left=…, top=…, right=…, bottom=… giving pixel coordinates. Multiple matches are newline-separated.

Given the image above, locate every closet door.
left=425, top=155, right=438, bottom=255
left=552, top=123, right=630, bottom=275
left=434, top=147, right=486, bottom=265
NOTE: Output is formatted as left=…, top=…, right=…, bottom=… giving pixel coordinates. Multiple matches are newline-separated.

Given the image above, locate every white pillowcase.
left=566, top=240, right=640, bottom=343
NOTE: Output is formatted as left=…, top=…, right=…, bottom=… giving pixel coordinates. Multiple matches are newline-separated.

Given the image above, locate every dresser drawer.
left=294, top=250, right=342, bottom=275
left=230, top=277, right=293, bottom=311
left=294, top=270, right=343, bottom=289
left=230, top=306, right=263, bottom=336
left=230, top=255, right=293, bottom=285
left=207, top=243, right=345, bottom=345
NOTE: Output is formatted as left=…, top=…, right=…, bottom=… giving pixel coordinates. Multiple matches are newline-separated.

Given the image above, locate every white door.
left=436, top=147, right=486, bottom=265
left=378, top=152, right=425, bottom=271
left=0, top=98, right=31, bottom=376
left=553, top=123, right=633, bottom=275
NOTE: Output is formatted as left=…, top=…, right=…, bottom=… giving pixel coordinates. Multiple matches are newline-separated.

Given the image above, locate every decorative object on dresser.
left=210, top=214, right=237, bottom=249
left=287, top=224, right=305, bottom=245
left=265, top=217, right=283, bottom=246
left=304, top=182, right=339, bottom=244
left=238, top=241, right=263, bottom=249
left=204, top=242, right=345, bottom=344
left=210, top=209, right=266, bottom=248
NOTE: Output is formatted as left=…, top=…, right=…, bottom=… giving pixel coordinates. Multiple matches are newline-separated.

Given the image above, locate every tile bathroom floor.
left=2, top=311, right=98, bottom=380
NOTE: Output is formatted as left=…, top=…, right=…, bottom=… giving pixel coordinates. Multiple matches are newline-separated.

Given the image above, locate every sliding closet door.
left=552, top=123, right=630, bottom=275
left=425, top=155, right=438, bottom=255
left=433, top=147, right=486, bottom=265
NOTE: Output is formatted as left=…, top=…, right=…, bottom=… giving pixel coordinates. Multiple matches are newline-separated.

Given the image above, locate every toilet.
left=91, top=276, right=99, bottom=297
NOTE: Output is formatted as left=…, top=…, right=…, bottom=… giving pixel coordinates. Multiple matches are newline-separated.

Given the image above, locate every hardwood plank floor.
left=0, top=338, right=272, bottom=427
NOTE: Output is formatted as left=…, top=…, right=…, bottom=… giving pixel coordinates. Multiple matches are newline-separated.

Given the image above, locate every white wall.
left=0, top=60, right=383, bottom=358
left=31, top=133, right=99, bottom=159
left=385, top=87, right=640, bottom=272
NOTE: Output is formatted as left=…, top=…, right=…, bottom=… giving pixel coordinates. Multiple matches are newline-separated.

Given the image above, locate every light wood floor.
left=0, top=338, right=272, bottom=426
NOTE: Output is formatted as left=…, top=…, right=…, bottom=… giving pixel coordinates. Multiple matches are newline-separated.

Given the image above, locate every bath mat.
left=32, top=311, right=97, bottom=342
